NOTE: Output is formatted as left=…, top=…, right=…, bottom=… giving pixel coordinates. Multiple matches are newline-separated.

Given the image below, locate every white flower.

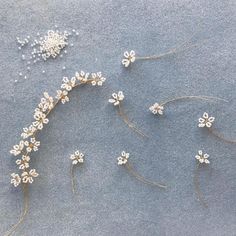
left=122, top=50, right=136, bottom=67
left=24, top=138, right=40, bottom=153
left=198, top=112, right=215, bottom=128
left=16, top=155, right=30, bottom=170
left=11, top=173, right=21, bottom=187
left=108, top=91, right=124, bottom=106
left=56, top=90, right=69, bottom=104
left=195, top=150, right=210, bottom=164
left=38, top=92, right=54, bottom=112
left=33, top=110, right=49, bottom=130
left=75, top=71, right=89, bottom=83
left=70, top=150, right=84, bottom=165
left=117, top=151, right=129, bottom=165
left=10, top=141, right=25, bottom=156
left=91, top=72, right=106, bottom=86
left=21, top=169, right=39, bottom=184
left=149, top=103, right=164, bottom=115
left=61, top=77, right=76, bottom=91
left=21, top=125, right=37, bottom=139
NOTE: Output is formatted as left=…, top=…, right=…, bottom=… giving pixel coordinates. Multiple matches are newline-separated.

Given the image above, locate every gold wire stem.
left=70, top=165, right=76, bottom=194
left=5, top=184, right=29, bottom=236
left=208, top=128, right=236, bottom=144
left=117, top=104, right=148, bottom=138
left=125, top=162, right=167, bottom=189
left=160, top=95, right=228, bottom=106
left=194, top=163, right=208, bottom=208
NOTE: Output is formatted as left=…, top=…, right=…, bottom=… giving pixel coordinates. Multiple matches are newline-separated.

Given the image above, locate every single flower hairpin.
left=70, top=150, right=84, bottom=194
left=117, top=151, right=166, bottom=189
left=6, top=71, right=106, bottom=236
left=109, top=91, right=148, bottom=138
left=194, top=150, right=210, bottom=208
left=198, top=112, right=236, bottom=144
left=149, top=95, right=228, bottom=116
left=121, top=23, right=209, bottom=68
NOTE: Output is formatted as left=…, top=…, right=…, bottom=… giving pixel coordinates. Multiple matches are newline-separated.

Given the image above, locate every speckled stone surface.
left=0, top=0, right=235, bottom=235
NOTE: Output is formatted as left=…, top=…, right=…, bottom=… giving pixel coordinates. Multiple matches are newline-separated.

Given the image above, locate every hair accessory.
left=117, top=151, right=166, bottom=189
left=149, top=95, right=228, bottom=116
left=198, top=112, right=236, bottom=144
left=194, top=150, right=210, bottom=208
left=70, top=150, right=84, bottom=194
left=6, top=71, right=106, bottom=236
left=109, top=91, right=148, bottom=138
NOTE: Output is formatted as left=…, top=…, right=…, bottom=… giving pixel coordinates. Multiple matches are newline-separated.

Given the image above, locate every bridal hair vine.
left=198, top=112, right=236, bottom=144
left=149, top=95, right=228, bottom=116
left=70, top=150, right=84, bottom=194
left=109, top=91, right=148, bottom=138
left=117, top=151, right=166, bottom=189
left=194, top=150, right=210, bottom=208
left=6, top=71, right=106, bottom=236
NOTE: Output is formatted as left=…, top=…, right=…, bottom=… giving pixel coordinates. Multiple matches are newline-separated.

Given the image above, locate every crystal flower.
left=122, top=50, right=136, bottom=67
left=75, top=71, right=89, bottom=83
left=117, top=151, right=129, bottom=165
left=11, top=173, right=21, bottom=187
left=108, top=91, right=124, bottom=106
left=39, top=30, right=68, bottom=60
left=16, top=155, right=30, bottom=170
left=24, top=138, right=40, bottom=153
left=198, top=112, right=215, bottom=128
left=33, top=110, right=49, bottom=130
left=10, top=141, right=25, bottom=156
left=56, top=90, right=69, bottom=104
left=149, top=103, right=164, bottom=115
left=61, top=77, right=76, bottom=91
left=91, top=72, right=106, bottom=86
left=21, top=169, right=39, bottom=184
left=70, top=150, right=84, bottom=165
left=38, top=92, right=54, bottom=112
left=195, top=150, right=210, bottom=164
left=21, top=125, right=37, bottom=139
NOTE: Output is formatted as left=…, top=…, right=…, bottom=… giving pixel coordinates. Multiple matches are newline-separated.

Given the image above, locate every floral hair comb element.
left=6, top=71, right=106, bottom=236
left=70, top=150, right=84, bottom=194
left=194, top=150, right=210, bottom=208
left=117, top=151, right=166, bottom=188
left=149, top=95, right=228, bottom=116
left=109, top=91, right=148, bottom=138
left=198, top=112, right=236, bottom=144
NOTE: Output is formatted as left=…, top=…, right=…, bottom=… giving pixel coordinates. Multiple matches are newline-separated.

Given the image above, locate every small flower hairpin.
left=70, top=150, right=84, bottom=194
left=109, top=91, right=148, bottom=138
left=198, top=112, right=236, bottom=144
left=149, top=95, right=228, bottom=116
left=7, top=71, right=106, bottom=236
left=194, top=150, right=210, bottom=208
left=117, top=151, right=166, bottom=189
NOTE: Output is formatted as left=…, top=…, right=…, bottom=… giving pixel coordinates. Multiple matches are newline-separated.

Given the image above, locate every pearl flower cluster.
left=108, top=91, right=124, bottom=106
left=149, top=103, right=164, bottom=115
left=195, top=150, right=210, bottom=164
left=122, top=51, right=136, bottom=67
left=10, top=71, right=106, bottom=187
left=117, top=151, right=129, bottom=165
left=70, top=150, right=84, bottom=165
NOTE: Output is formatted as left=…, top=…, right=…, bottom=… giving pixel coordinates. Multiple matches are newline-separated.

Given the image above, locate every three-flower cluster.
left=10, top=71, right=106, bottom=187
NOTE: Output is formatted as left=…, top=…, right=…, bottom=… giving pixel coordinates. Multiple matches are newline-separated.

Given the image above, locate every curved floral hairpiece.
left=6, top=71, right=106, bottom=236
left=198, top=112, right=236, bottom=144
left=109, top=91, right=148, bottom=138
left=194, top=150, right=210, bottom=208
left=149, top=95, right=228, bottom=116
left=117, top=151, right=166, bottom=189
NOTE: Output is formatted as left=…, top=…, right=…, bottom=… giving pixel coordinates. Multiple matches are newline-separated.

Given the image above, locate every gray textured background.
left=0, top=0, right=235, bottom=235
